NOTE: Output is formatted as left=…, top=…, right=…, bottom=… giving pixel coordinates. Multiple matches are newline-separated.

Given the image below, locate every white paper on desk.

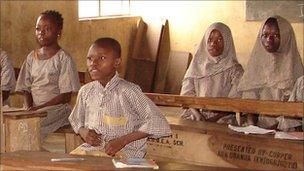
left=2, top=105, right=26, bottom=112
left=275, top=132, right=304, bottom=140
left=112, top=158, right=159, bottom=169
left=78, top=143, right=103, bottom=151
left=228, top=125, right=276, bottom=135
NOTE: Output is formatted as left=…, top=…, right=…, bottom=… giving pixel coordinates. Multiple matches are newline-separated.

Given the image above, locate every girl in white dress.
left=16, top=10, right=80, bottom=139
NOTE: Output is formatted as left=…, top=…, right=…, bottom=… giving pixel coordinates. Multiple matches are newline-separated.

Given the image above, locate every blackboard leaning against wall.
left=246, top=0, right=304, bottom=23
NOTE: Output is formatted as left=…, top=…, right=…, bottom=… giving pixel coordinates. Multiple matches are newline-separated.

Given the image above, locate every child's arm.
left=78, top=127, right=101, bottom=146
left=29, top=92, right=71, bottom=111
left=23, top=91, right=33, bottom=109
left=105, top=131, right=150, bottom=157
left=2, top=90, right=10, bottom=102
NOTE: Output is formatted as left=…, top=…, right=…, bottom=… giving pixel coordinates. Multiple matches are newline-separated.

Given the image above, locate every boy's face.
left=86, top=44, right=121, bottom=81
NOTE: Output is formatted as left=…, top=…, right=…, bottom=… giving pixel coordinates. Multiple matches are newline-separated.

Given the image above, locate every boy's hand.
left=105, top=137, right=126, bottom=157
left=181, top=108, right=203, bottom=121
left=79, top=128, right=101, bottom=146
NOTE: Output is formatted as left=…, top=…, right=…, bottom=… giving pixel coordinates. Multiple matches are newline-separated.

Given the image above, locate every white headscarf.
left=238, top=15, right=304, bottom=92
left=184, top=22, right=241, bottom=79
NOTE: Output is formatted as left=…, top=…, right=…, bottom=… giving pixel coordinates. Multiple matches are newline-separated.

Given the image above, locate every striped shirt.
left=69, top=73, right=171, bottom=158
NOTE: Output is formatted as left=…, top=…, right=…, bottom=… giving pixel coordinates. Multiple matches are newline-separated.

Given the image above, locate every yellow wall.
left=0, top=1, right=139, bottom=76
left=1, top=1, right=303, bottom=80
left=130, top=1, right=304, bottom=68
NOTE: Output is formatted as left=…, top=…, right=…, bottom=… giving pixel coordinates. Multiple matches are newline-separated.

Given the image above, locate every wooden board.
left=5, top=117, right=41, bottom=152
left=147, top=129, right=235, bottom=168
left=126, top=59, right=156, bottom=92
left=164, top=51, right=191, bottom=94
left=145, top=93, right=304, bottom=118
left=152, top=20, right=170, bottom=93
left=146, top=116, right=304, bottom=170
left=125, top=17, right=165, bottom=92
left=246, top=0, right=303, bottom=23
left=0, top=83, right=4, bottom=153
left=3, top=110, right=47, bottom=152
left=208, top=133, right=304, bottom=170
left=65, top=133, right=83, bottom=153
left=0, top=151, right=248, bottom=170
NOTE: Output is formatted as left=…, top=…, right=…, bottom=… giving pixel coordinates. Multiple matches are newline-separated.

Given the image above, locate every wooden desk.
left=0, top=151, right=249, bottom=170
left=53, top=106, right=303, bottom=170
left=146, top=113, right=304, bottom=170
left=3, top=110, right=47, bottom=152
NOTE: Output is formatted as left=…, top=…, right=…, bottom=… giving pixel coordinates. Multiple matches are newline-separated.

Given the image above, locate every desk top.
left=3, top=110, right=47, bottom=119
left=165, top=115, right=303, bottom=145
left=0, top=151, right=249, bottom=170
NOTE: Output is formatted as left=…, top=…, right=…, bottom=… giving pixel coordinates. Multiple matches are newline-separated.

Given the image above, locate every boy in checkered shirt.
left=69, top=37, right=171, bottom=158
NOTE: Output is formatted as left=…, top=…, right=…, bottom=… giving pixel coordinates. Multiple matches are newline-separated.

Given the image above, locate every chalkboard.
left=246, top=0, right=304, bottom=23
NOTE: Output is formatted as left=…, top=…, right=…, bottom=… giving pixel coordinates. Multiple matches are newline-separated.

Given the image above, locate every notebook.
left=112, top=158, right=159, bottom=169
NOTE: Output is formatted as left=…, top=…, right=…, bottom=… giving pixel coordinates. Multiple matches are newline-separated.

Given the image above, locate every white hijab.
left=184, top=22, right=241, bottom=79
left=238, top=15, right=304, bottom=92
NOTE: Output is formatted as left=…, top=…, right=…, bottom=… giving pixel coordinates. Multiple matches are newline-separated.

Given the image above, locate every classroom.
left=1, top=1, right=303, bottom=170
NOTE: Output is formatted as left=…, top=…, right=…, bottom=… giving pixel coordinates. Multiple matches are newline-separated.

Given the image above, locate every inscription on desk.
left=208, top=135, right=303, bottom=170
left=147, top=133, right=184, bottom=148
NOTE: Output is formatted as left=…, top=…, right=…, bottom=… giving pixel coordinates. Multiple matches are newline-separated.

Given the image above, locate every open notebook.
left=112, top=158, right=159, bottom=169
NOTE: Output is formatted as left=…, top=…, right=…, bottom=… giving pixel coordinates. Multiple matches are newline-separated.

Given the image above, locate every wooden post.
left=0, top=86, right=4, bottom=153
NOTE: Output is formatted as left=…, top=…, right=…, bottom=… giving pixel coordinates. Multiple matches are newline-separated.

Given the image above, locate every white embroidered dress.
left=16, top=49, right=81, bottom=138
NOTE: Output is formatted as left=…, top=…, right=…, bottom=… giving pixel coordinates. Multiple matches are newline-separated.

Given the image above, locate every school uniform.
left=1, top=50, right=16, bottom=106
left=69, top=72, right=171, bottom=158
left=181, top=22, right=244, bottom=123
left=16, top=49, right=80, bottom=138
left=238, top=16, right=304, bottom=130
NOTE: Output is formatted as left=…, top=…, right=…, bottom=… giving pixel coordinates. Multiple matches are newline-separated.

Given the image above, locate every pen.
left=51, top=157, right=85, bottom=162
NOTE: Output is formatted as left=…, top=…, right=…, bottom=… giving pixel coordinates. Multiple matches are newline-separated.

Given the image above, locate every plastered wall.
left=130, top=1, right=304, bottom=68
left=0, top=1, right=139, bottom=76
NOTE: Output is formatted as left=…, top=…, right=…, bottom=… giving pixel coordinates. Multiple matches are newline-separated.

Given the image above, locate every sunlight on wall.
left=130, top=1, right=304, bottom=68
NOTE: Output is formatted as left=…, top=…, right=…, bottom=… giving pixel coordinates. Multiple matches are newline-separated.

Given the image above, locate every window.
left=78, top=0, right=130, bottom=19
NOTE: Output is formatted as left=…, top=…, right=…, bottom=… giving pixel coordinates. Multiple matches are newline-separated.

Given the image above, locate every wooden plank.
left=147, top=129, right=235, bottom=168
left=126, top=59, right=156, bottom=92
left=153, top=20, right=170, bottom=93
left=164, top=51, right=191, bottom=94
left=3, top=110, right=47, bottom=119
left=208, top=133, right=303, bottom=170
left=5, top=117, right=41, bottom=152
left=147, top=116, right=303, bottom=170
left=145, top=93, right=304, bottom=117
left=3, top=110, right=46, bottom=152
left=0, top=82, right=4, bottom=153
left=125, top=17, right=165, bottom=92
left=0, top=151, right=249, bottom=170
left=65, top=133, right=83, bottom=153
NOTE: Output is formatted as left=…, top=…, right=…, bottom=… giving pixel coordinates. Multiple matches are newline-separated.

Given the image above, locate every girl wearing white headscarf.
left=238, top=16, right=304, bottom=130
left=180, top=22, right=244, bottom=123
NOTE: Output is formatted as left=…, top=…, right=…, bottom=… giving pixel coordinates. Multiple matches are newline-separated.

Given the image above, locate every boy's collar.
left=96, top=72, right=120, bottom=91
